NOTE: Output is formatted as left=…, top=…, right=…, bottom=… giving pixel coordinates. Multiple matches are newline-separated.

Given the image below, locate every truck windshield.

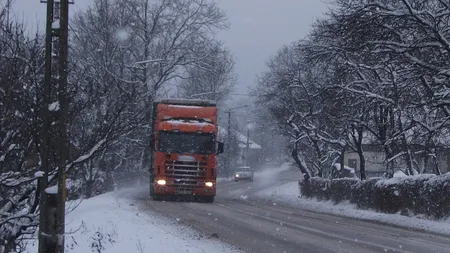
left=158, top=131, right=215, bottom=155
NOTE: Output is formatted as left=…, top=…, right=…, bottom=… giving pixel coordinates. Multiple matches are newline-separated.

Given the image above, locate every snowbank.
left=256, top=181, right=450, bottom=236
left=26, top=188, right=243, bottom=253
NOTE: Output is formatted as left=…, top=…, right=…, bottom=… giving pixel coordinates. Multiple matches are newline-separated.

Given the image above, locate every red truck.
left=149, top=98, right=224, bottom=203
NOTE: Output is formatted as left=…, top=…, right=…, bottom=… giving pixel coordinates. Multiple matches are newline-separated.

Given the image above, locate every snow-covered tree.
left=177, top=41, right=236, bottom=102
left=256, top=0, right=450, bottom=179
left=0, top=6, right=43, bottom=251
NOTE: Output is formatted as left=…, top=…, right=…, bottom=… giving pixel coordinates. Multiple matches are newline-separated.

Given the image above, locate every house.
left=343, top=144, right=450, bottom=178
left=218, top=127, right=262, bottom=168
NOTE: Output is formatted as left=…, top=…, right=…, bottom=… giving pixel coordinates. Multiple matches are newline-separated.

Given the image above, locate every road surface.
left=130, top=167, right=450, bottom=253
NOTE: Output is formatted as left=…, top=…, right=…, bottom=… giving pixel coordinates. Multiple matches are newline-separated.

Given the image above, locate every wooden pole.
left=38, top=0, right=54, bottom=252
left=55, top=0, right=70, bottom=252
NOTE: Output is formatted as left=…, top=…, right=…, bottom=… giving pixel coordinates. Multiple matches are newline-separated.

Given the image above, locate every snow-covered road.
left=132, top=165, right=450, bottom=253
left=26, top=165, right=450, bottom=253
left=26, top=188, right=244, bottom=253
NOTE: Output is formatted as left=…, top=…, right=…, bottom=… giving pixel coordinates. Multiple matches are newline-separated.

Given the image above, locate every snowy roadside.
left=217, top=177, right=233, bottom=183
left=256, top=181, right=450, bottom=236
left=26, top=188, right=244, bottom=253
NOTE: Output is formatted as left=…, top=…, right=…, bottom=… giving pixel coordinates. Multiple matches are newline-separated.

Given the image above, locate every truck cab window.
left=158, top=131, right=215, bottom=155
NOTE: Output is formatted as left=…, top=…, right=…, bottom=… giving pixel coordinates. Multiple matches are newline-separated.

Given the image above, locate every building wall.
left=344, top=150, right=450, bottom=178
left=344, top=151, right=386, bottom=178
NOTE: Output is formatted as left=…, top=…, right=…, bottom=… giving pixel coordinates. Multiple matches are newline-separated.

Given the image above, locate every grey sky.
left=12, top=0, right=327, bottom=95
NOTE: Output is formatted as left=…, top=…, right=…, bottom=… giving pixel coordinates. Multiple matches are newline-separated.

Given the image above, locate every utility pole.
left=246, top=122, right=250, bottom=166
left=56, top=0, right=71, bottom=252
left=38, top=1, right=73, bottom=253
left=5, top=0, right=11, bottom=27
left=224, top=105, right=249, bottom=178
left=38, top=1, right=54, bottom=252
left=226, top=110, right=231, bottom=178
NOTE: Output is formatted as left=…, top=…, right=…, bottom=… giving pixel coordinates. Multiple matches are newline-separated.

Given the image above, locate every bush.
left=374, top=178, right=403, bottom=214
left=399, top=174, right=434, bottom=215
left=299, top=174, right=450, bottom=220
left=420, top=174, right=450, bottom=219
left=350, top=178, right=380, bottom=209
left=329, top=178, right=359, bottom=204
left=299, top=177, right=330, bottom=201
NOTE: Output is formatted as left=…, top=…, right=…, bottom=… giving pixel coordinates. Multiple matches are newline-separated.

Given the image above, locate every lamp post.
left=224, top=105, right=249, bottom=178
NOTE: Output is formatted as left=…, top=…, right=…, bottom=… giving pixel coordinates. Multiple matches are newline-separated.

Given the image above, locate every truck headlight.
left=157, top=179, right=166, bottom=185
left=205, top=182, right=213, bottom=187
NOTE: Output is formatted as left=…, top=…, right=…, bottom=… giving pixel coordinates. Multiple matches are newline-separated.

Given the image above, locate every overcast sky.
left=11, top=0, right=327, bottom=95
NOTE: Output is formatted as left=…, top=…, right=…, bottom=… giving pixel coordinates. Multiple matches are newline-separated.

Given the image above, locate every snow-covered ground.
left=216, top=177, right=233, bottom=183
left=256, top=181, right=450, bottom=236
left=26, top=188, right=243, bottom=253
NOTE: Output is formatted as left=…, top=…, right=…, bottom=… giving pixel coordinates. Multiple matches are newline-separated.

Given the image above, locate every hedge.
left=299, top=173, right=450, bottom=220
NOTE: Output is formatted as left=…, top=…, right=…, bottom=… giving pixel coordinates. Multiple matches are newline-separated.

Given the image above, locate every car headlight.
left=235, top=174, right=239, bottom=177
left=157, top=179, right=166, bottom=185
left=205, top=182, right=213, bottom=187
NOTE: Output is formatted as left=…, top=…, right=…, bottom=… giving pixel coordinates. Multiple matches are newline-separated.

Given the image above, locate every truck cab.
left=150, top=98, right=224, bottom=203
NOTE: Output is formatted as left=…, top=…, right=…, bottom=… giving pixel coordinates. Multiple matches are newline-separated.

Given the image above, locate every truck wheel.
left=203, top=196, right=214, bottom=203
left=152, top=194, right=163, bottom=201
left=149, top=186, right=154, bottom=198
left=149, top=174, right=155, bottom=197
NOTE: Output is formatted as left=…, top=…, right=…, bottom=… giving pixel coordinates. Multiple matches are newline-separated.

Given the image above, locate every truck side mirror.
left=151, top=133, right=156, bottom=150
left=217, top=142, right=224, bottom=154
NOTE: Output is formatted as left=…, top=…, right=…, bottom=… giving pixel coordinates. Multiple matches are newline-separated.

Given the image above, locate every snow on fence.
left=299, top=173, right=450, bottom=220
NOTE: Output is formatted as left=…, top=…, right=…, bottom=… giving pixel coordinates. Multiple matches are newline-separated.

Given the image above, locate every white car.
left=234, top=166, right=254, bottom=181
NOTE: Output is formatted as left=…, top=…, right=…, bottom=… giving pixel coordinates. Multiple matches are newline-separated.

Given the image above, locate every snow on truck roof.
left=164, top=119, right=214, bottom=127
left=156, top=98, right=216, bottom=106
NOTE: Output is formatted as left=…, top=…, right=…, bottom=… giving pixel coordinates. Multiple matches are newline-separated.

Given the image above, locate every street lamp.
left=224, top=105, right=249, bottom=178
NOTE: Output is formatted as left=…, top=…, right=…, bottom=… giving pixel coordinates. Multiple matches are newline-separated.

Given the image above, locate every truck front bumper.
left=154, top=185, right=216, bottom=196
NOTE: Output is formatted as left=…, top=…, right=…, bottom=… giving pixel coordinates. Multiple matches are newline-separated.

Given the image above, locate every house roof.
left=218, top=127, right=262, bottom=149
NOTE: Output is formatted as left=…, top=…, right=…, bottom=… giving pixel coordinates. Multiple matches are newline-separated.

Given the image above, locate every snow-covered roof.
left=218, top=127, right=262, bottom=149
left=333, top=163, right=355, bottom=174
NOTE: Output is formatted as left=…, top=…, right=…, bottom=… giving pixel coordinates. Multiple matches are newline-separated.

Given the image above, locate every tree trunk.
left=384, top=147, right=395, bottom=178
left=357, top=146, right=366, bottom=180
left=356, top=126, right=366, bottom=180
left=292, top=143, right=310, bottom=181
left=312, top=139, right=323, bottom=177
left=339, top=146, right=345, bottom=178
left=434, top=151, right=442, bottom=175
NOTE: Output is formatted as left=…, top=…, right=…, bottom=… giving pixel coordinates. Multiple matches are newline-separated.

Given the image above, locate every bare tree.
left=255, top=0, right=450, bottom=180
left=122, top=0, right=228, bottom=172
left=177, top=41, right=236, bottom=102
left=0, top=8, right=44, bottom=251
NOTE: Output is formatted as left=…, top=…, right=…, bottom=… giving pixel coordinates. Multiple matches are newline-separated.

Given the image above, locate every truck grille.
left=165, top=160, right=208, bottom=193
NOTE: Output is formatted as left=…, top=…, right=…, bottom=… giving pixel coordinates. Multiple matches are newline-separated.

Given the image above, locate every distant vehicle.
left=234, top=166, right=254, bottom=181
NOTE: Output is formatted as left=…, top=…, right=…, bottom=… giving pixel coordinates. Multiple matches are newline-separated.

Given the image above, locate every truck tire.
left=202, top=196, right=214, bottom=203
left=152, top=194, right=163, bottom=201
left=149, top=174, right=155, bottom=197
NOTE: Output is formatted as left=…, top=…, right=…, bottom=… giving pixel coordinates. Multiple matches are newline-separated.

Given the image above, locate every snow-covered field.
left=26, top=189, right=243, bottom=253
left=256, top=181, right=450, bottom=236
